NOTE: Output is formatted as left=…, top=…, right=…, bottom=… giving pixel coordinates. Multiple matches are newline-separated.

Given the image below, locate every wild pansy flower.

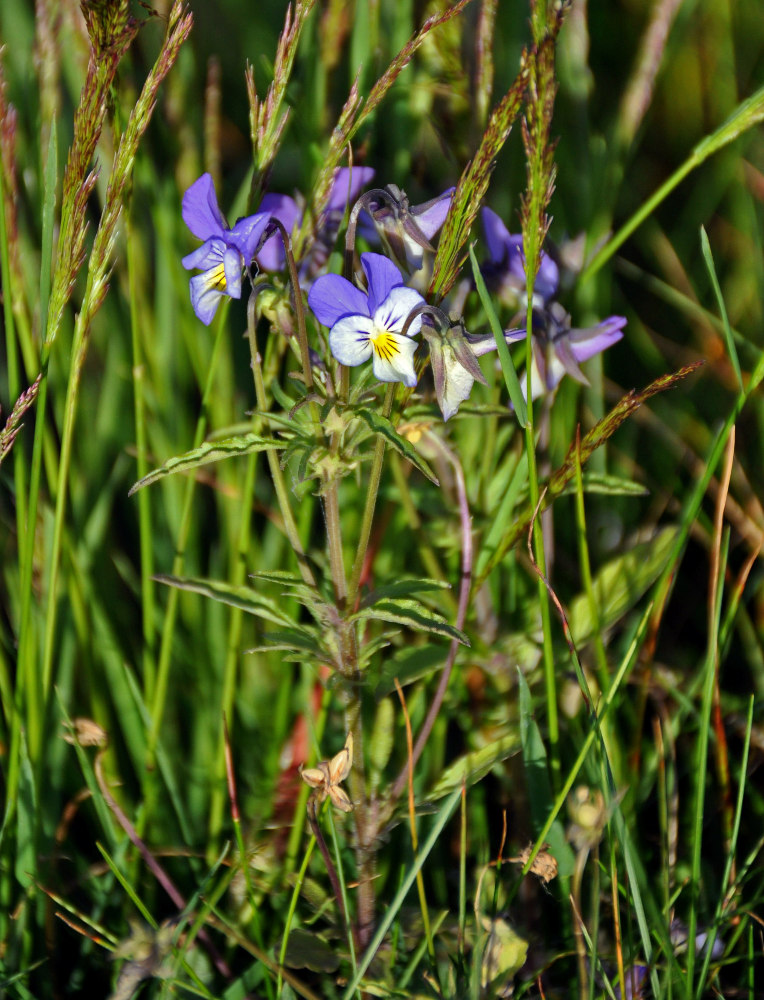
left=308, top=252, right=424, bottom=386
left=421, top=313, right=490, bottom=421
left=481, top=207, right=626, bottom=402
left=505, top=303, right=627, bottom=402
left=181, top=172, right=271, bottom=325
left=358, top=184, right=454, bottom=273
left=256, top=166, right=375, bottom=276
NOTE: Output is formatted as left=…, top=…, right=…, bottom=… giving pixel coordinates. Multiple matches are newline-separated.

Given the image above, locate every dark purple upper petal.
left=256, top=193, right=302, bottom=271
left=308, top=273, right=370, bottom=327
left=411, top=188, right=454, bottom=240
left=182, top=173, right=227, bottom=241
left=326, top=166, right=376, bottom=213
left=361, top=253, right=404, bottom=315
left=227, top=212, right=272, bottom=265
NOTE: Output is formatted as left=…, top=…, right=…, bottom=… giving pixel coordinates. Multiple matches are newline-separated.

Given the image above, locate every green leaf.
left=374, top=644, right=446, bottom=697
left=282, top=928, right=340, bottom=973
left=129, top=433, right=284, bottom=494
left=568, top=526, right=680, bottom=645
left=355, top=407, right=439, bottom=484
left=14, top=732, right=37, bottom=888
left=517, top=671, right=575, bottom=878
left=361, top=577, right=450, bottom=607
left=557, top=471, right=649, bottom=498
left=700, top=225, right=743, bottom=392
left=155, top=575, right=300, bottom=629
left=469, top=242, right=528, bottom=425
left=425, top=733, right=520, bottom=802
left=352, top=598, right=469, bottom=645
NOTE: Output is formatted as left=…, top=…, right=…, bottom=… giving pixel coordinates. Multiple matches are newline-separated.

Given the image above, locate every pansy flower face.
left=181, top=173, right=271, bottom=325
left=308, top=252, right=425, bottom=386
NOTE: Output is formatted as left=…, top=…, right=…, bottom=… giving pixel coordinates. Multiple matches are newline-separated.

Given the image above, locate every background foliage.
left=0, top=0, right=763, bottom=997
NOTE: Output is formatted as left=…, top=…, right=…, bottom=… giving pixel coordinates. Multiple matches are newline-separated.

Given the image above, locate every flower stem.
left=348, top=383, right=396, bottom=602
left=270, top=219, right=313, bottom=392
left=246, top=291, right=315, bottom=587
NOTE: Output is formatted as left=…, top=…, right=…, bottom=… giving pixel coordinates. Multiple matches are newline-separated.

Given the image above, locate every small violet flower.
left=308, top=252, right=424, bottom=386
left=181, top=173, right=271, bottom=325
left=256, top=166, right=376, bottom=276
left=360, top=184, right=454, bottom=272
left=422, top=315, right=492, bottom=421
left=482, top=207, right=626, bottom=402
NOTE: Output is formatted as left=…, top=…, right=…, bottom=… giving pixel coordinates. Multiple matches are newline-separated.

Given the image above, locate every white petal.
left=329, top=315, right=374, bottom=367
left=371, top=333, right=418, bottom=386
left=440, top=360, right=476, bottom=420
left=373, top=287, right=425, bottom=335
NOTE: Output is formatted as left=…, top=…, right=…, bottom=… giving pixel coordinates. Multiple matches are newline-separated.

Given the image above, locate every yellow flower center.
left=370, top=329, right=400, bottom=362
left=207, top=261, right=227, bottom=291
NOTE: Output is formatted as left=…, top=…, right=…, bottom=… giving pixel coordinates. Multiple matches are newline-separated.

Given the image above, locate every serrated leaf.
left=355, top=408, right=439, bottom=484
left=425, top=733, right=520, bottom=802
left=352, top=598, right=468, bottom=645
left=129, top=434, right=284, bottom=495
left=568, top=526, right=679, bottom=644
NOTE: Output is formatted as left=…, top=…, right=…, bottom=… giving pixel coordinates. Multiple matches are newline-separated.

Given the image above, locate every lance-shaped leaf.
left=129, top=433, right=284, bottom=495
left=568, top=526, right=679, bottom=645
left=424, top=733, right=520, bottom=803
left=354, top=407, right=439, bottom=484
left=155, top=575, right=304, bottom=630
left=351, top=598, right=469, bottom=645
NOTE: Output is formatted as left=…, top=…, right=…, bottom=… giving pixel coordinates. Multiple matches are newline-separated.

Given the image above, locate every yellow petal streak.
left=205, top=262, right=227, bottom=291
left=370, top=330, right=400, bottom=363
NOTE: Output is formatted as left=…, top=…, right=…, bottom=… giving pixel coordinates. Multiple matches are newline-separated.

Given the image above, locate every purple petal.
left=228, top=212, right=271, bottom=264
left=326, top=166, right=375, bottom=213
left=308, top=273, right=370, bottom=327
left=222, top=246, right=244, bottom=300
left=535, top=252, right=560, bottom=301
left=361, top=252, right=404, bottom=314
left=256, top=194, right=301, bottom=271
left=482, top=207, right=518, bottom=267
left=568, top=315, right=626, bottom=363
left=189, top=273, right=225, bottom=326
left=411, top=187, right=454, bottom=240
left=182, top=173, right=227, bottom=241
left=182, top=237, right=225, bottom=272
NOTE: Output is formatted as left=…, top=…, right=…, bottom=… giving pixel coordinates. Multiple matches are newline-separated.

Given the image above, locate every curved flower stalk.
left=347, top=184, right=454, bottom=275
left=308, top=252, right=425, bottom=386
left=481, top=206, right=626, bottom=401
left=181, top=172, right=271, bottom=324
left=256, top=166, right=375, bottom=277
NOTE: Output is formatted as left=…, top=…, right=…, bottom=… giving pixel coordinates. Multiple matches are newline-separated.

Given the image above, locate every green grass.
left=0, top=0, right=763, bottom=996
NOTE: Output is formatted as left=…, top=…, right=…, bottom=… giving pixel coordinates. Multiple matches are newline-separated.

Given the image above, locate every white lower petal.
left=371, top=333, right=418, bottom=385
left=329, top=315, right=375, bottom=367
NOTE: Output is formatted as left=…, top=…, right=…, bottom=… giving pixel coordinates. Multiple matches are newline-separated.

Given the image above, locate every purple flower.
left=256, top=166, right=375, bottom=275
left=505, top=305, right=626, bottom=402
left=482, top=206, right=559, bottom=308
left=308, top=252, right=424, bottom=386
left=481, top=207, right=625, bottom=402
left=181, top=173, right=271, bottom=325
left=361, top=185, right=454, bottom=272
